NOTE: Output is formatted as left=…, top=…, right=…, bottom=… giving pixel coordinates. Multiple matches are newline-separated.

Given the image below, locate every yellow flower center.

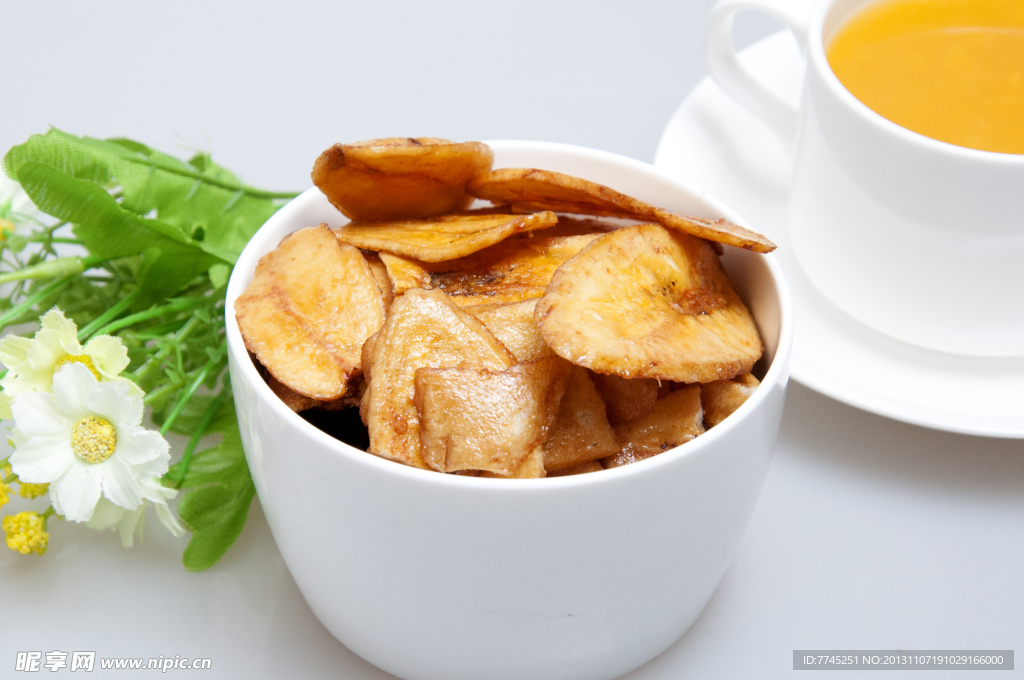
left=71, top=416, right=117, bottom=464
left=53, top=354, right=102, bottom=380
left=3, top=511, right=48, bottom=555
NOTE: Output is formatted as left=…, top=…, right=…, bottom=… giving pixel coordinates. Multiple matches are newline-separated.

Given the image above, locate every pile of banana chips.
left=236, top=138, right=775, bottom=478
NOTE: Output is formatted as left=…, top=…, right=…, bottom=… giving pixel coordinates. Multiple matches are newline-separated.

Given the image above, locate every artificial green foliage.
left=1, top=128, right=297, bottom=570
left=171, top=401, right=256, bottom=572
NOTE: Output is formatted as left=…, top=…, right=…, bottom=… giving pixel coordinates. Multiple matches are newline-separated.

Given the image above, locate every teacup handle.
left=704, top=0, right=809, bottom=154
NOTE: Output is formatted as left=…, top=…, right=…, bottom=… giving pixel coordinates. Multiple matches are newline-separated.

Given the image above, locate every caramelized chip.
left=468, top=299, right=553, bottom=362
left=312, top=138, right=494, bottom=222
left=701, top=372, right=760, bottom=428
left=479, top=445, right=546, bottom=479
left=543, top=366, right=620, bottom=472
left=362, top=289, right=514, bottom=468
left=588, top=373, right=659, bottom=424
left=362, top=251, right=395, bottom=310
left=467, top=168, right=775, bottom=253
left=547, top=460, right=604, bottom=477
left=512, top=215, right=634, bottom=239
left=334, top=211, right=556, bottom=262
left=380, top=233, right=599, bottom=306
left=235, top=225, right=386, bottom=400
left=602, top=386, right=705, bottom=469
left=536, top=224, right=763, bottom=383
left=415, top=357, right=571, bottom=475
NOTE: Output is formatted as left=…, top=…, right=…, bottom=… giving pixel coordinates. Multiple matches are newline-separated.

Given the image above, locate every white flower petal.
left=0, top=392, right=13, bottom=420
left=127, top=454, right=171, bottom=482
left=83, top=335, right=130, bottom=378
left=140, top=476, right=178, bottom=503
left=51, top=363, right=99, bottom=418
left=116, top=426, right=170, bottom=466
left=39, top=308, right=82, bottom=352
left=116, top=507, right=145, bottom=547
left=53, top=463, right=104, bottom=522
left=99, top=456, right=144, bottom=510
left=85, top=497, right=126, bottom=531
left=26, top=328, right=69, bottom=371
left=85, top=379, right=140, bottom=426
left=154, top=501, right=185, bottom=538
left=0, top=334, right=33, bottom=370
left=10, top=392, right=68, bottom=436
left=9, top=434, right=74, bottom=483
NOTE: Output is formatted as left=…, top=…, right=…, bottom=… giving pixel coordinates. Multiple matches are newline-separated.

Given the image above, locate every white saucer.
left=655, top=31, right=1024, bottom=439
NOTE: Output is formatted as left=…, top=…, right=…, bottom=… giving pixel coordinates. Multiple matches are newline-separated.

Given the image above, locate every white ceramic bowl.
left=225, top=141, right=793, bottom=680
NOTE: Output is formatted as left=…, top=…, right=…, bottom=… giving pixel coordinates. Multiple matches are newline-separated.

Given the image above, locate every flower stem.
left=76, top=289, right=141, bottom=341
left=158, top=351, right=224, bottom=436
left=130, top=315, right=202, bottom=383
left=92, top=296, right=212, bottom=338
left=165, top=390, right=228, bottom=488
left=0, top=274, right=78, bottom=330
left=2, top=474, right=16, bottom=484
left=0, top=254, right=106, bottom=284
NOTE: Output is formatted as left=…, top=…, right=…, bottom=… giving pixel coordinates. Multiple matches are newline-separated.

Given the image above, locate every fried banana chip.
left=467, top=168, right=775, bottom=253
left=589, top=373, right=659, bottom=424
left=543, top=366, right=620, bottom=472
left=547, top=460, right=603, bottom=477
left=535, top=224, right=763, bottom=383
left=511, top=215, right=634, bottom=239
left=701, top=372, right=760, bottom=428
left=235, top=225, right=386, bottom=400
left=312, top=138, right=494, bottom=222
left=415, top=357, right=571, bottom=475
left=363, top=289, right=514, bottom=468
left=380, top=233, right=600, bottom=306
left=468, top=299, right=554, bottom=362
left=479, top=445, right=547, bottom=479
left=334, top=211, right=557, bottom=262
left=362, top=251, right=395, bottom=310
left=602, top=386, right=704, bottom=469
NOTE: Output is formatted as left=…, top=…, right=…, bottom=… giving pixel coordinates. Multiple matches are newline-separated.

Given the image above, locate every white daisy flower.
left=0, top=307, right=140, bottom=419
left=86, top=476, right=186, bottom=547
left=8, top=362, right=170, bottom=522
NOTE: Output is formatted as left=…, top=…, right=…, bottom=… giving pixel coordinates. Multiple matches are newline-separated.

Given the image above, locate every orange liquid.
left=827, top=0, right=1024, bottom=154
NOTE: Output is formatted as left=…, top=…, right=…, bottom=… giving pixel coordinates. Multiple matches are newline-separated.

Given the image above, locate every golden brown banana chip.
left=588, top=373, right=659, bottom=425
left=362, top=251, right=395, bottom=310
left=334, top=212, right=557, bottom=262
left=415, top=357, right=571, bottom=475
left=379, top=233, right=600, bottom=306
left=479, top=445, right=546, bottom=479
left=547, top=460, right=604, bottom=477
left=467, top=299, right=554, bottom=362
left=312, top=138, right=494, bottom=222
left=511, top=215, right=633, bottom=239
left=362, top=289, right=514, bottom=469
left=235, top=225, right=386, bottom=400
left=535, top=224, right=763, bottom=384
left=467, top=168, right=775, bottom=253
left=543, top=366, right=620, bottom=472
left=603, top=386, right=705, bottom=469
left=701, top=372, right=760, bottom=428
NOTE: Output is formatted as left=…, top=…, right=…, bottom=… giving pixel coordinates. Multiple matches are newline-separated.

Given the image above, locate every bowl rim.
left=225, top=140, right=794, bottom=491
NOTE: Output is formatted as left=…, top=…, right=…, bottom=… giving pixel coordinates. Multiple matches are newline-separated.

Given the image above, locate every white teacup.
left=706, top=0, right=1024, bottom=357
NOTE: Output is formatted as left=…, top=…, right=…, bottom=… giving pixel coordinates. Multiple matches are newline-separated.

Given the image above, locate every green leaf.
left=13, top=161, right=219, bottom=305
left=177, top=482, right=255, bottom=572
left=4, top=128, right=296, bottom=264
left=174, top=400, right=256, bottom=571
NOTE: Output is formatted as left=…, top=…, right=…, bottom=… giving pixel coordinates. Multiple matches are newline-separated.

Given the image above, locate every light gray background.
left=2, top=1, right=1021, bottom=679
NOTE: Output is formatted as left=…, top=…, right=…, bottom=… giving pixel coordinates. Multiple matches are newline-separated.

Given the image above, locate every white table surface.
left=2, top=1, right=1021, bottom=678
